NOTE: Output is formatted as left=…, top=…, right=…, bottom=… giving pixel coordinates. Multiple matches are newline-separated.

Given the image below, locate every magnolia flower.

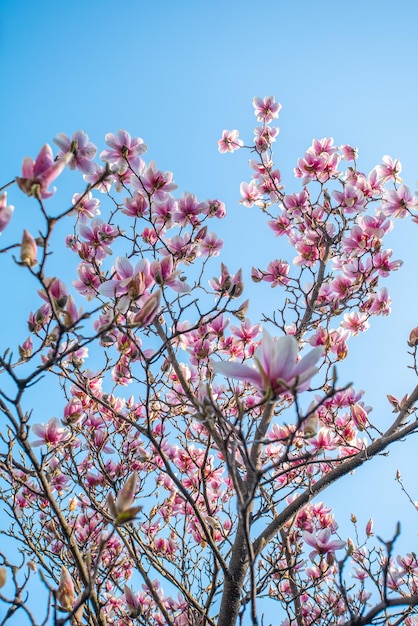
left=212, top=329, right=322, bottom=398
left=303, top=528, right=346, bottom=561
left=107, top=472, right=142, bottom=526
left=31, top=417, right=70, bottom=448
left=218, top=130, right=243, bottom=154
left=0, top=192, right=14, bottom=234
left=16, top=144, right=72, bottom=199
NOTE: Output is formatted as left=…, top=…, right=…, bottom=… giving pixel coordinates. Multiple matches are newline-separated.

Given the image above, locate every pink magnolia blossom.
left=31, top=417, right=70, bottom=448
left=209, top=263, right=244, bottom=297
left=252, top=96, right=282, bottom=123
left=303, top=528, right=345, bottom=560
left=218, top=130, right=243, bottom=153
left=98, top=256, right=154, bottom=312
left=332, top=185, right=366, bottom=214
left=0, top=192, right=14, bottom=234
left=340, top=144, right=358, bottom=160
left=382, top=184, right=417, bottom=218
left=138, top=161, right=177, bottom=201
left=122, top=191, right=148, bottom=218
left=70, top=191, right=101, bottom=221
left=16, top=144, right=72, bottom=199
left=240, top=180, right=262, bottom=207
left=254, top=125, right=279, bottom=151
left=54, top=130, right=97, bottom=173
left=212, top=329, right=322, bottom=398
left=198, top=231, right=223, bottom=257
left=376, top=155, right=402, bottom=183
left=73, top=263, right=102, bottom=300
left=100, top=129, right=147, bottom=173
left=350, top=403, right=369, bottom=431
left=150, top=256, right=190, bottom=293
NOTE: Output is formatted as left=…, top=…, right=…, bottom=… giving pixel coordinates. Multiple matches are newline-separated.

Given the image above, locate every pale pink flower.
left=365, top=518, right=374, bottom=536
left=122, top=191, right=148, bottom=218
left=32, top=417, right=70, bottom=448
left=252, top=96, right=282, bottom=122
left=150, top=256, right=190, bottom=292
left=303, top=528, right=345, bottom=560
left=138, top=161, right=177, bottom=201
left=257, top=259, right=290, bottom=287
left=73, top=263, right=101, bottom=300
left=202, top=198, right=226, bottom=218
left=16, top=144, right=72, bottom=199
left=70, top=192, right=101, bottom=221
left=0, top=192, right=14, bottom=234
left=100, top=129, right=147, bottom=173
left=382, top=184, right=417, bottom=218
left=240, top=181, right=262, bottom=207
left=376, top=155, right=402, bottom=183
left=212, top=329, right=322, bottom=398
left=218, top=130, right=243, bottom=153
left=98, top=256, right=154, bottom=312
left=340, top=144, right=358, bottom=160
left=340, top=312, right=370, bottom=335
left=332, top=185, right=366, bottom=214
left=124, top=585, right=141, bottom=618
left=198, top=231, right=223, bottom=257
left=54, top=130, right=97, bottom=173
left=209, top=263, right=244, bottom=297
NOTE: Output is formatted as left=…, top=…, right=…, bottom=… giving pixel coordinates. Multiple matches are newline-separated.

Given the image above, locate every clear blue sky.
left=1, top=0, right=418, bottom=622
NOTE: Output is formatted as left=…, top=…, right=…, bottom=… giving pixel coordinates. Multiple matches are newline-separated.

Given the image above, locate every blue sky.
left=1, top=0, right=418, bottom=622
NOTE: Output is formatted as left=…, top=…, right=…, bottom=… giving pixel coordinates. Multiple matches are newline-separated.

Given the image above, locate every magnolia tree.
left=0, top=97, right=418, bottom=626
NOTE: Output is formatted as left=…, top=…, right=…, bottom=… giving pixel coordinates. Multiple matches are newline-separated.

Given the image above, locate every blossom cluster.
left=0, top=97, right=417, bottom=626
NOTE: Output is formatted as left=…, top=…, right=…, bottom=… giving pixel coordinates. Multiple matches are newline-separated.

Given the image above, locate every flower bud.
left=365, top=518, right=374, bottom=536
left=302, top=412, right=318, bottom=438
left=350, top=404, right=368, bottom=431
left=0, top=567, right=6, bottom=588
left=56, top=566, right=75, bottom=611
left=232, top=299, right=249, bottom=321
left=20, top=230, right=38, bottom=267
left=124, top=585, right=142, bottom=618
left=408, top=326, right=418, bottom=347
left=131, top=291, right=161, bottom=328
left=107, top=472, right=142, bottom=526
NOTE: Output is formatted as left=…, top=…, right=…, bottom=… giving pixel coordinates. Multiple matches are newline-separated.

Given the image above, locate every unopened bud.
left=302, top=412, right=318, bottom=438
left=232, top=299, right=249, bottom=321
left=408, top=327, right=418, bottom=347
left=131, top=291, right=161, bottom=328
left=350, top=404, right=368, bottom=431
left=107, top=472, right=142, bottom=526
left=56, top=566, right=75, bottom=611
left=20, top=230, right=38, bottom=267
left=365, top=518, right=374, bottom=536
left=0, top=567, right=6, bottom=588
left=124, top=585, right=141, bottom=618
